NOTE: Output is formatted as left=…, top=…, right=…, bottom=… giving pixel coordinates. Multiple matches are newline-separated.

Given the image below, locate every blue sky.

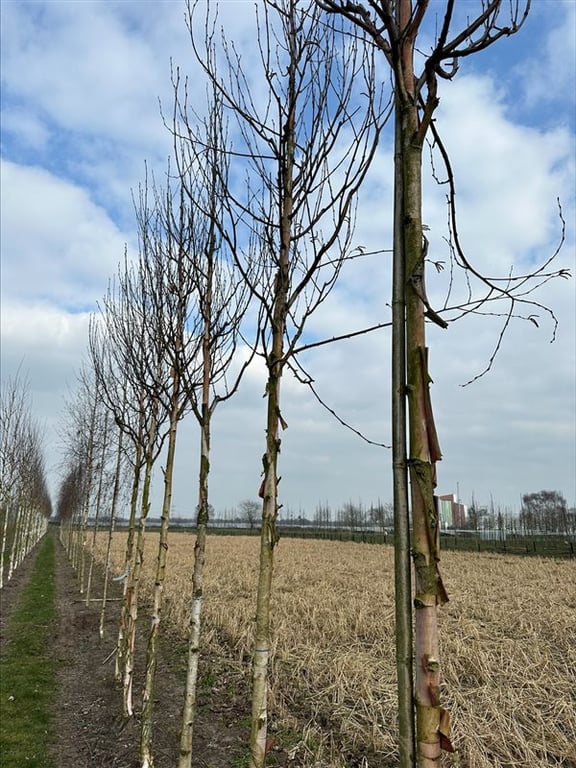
left=1, top=0, right=575, bottom=518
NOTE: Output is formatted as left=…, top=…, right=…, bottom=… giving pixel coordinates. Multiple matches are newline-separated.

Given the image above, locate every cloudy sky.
left=1, top=0, right=575, bottom=520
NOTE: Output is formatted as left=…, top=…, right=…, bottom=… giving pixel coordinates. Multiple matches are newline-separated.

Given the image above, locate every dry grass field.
left=94, top=532, right=576, bottom=767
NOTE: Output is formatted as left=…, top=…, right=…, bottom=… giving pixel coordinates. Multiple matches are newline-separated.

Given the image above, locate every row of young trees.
left=0, top=372, right=52, bottom=590
left=55, top=2, right=568, bottom=767
left=56, top=366, right=130, bottom=638
left=58, top=3, right=381, bottom=766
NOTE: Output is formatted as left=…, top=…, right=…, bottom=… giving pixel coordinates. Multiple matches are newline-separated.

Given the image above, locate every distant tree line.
left=225, top=492, right=575, bottom=537
left=519, top=491, right=574, bottom=536
left=464, top=491, right=573, bottom=537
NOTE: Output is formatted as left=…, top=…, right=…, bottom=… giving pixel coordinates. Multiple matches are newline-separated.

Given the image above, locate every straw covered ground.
left=94, top=533, right=576, bottom=767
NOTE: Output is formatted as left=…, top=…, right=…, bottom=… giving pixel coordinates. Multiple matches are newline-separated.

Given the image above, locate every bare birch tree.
left=98, top=415, right=127, bottom=639
left=56, top=462, right=84, bottom=558
left=164, top=73, right=255, bottom=766
left=126, top=167, right=206, bottom=768
left=84, top=407, right=109, bottom=607
left=186, top=1, right=383, bottom=764
left=90, top=257, right=171, bottom=717
left=57, top=370, right=107, bottom=577
left=0, top=372, right=35, bottom=586
left=76, top=369, right=101, bottom=596
left=90, top=157, right=209, bottom=716
left=316, top=2, right=569, bottom=765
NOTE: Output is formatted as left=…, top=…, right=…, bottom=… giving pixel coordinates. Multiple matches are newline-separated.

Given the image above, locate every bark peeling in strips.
left=317, top=0, right=546, bottom=764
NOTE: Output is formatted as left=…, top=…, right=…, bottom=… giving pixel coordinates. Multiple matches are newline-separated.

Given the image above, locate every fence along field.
left=93, top=533, right=575, bottom=767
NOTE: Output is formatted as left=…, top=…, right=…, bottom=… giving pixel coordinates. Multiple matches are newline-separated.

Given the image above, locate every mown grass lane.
left=0, top=534, right=57, bottom=767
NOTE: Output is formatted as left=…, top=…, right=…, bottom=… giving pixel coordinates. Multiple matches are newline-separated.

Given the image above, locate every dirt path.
left=51, top=534, right=147, bottom=768
left=52, top=534, right=261, bottom=768
left=0, top=546, right=38, bottom=646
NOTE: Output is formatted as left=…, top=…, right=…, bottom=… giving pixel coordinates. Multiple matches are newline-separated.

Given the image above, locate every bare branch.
left=288, top=356, right=391, bottom=447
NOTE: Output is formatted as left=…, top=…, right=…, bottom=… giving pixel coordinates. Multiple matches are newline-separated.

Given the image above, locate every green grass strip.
left=0, top=534, right=58, bottom=767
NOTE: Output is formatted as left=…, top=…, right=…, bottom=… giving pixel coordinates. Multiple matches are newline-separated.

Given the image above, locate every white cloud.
left=1, top=160, right=128, bottom=307
left=0, top=107, right=50, bottom=150
left=427, top=74, right=574, bottom=271
left=516, top=1, right=576, bottom=110
left=1, top=3, right=169, bottom=146
left=1, top=302, right=89, bottom=351
left=0, top=301, right=92, bottom=498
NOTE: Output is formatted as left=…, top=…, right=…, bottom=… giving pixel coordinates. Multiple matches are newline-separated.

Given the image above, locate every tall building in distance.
left=438, top=493, right=467, bottom=529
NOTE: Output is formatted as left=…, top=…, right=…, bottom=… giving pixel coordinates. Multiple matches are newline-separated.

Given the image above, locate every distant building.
left=438, top=493, right=467, bottom=529
left=438, top=496, right=453, bottom=527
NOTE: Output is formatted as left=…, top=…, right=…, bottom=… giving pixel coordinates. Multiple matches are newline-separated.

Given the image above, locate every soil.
left=0, top=534, right=291, bottom=768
